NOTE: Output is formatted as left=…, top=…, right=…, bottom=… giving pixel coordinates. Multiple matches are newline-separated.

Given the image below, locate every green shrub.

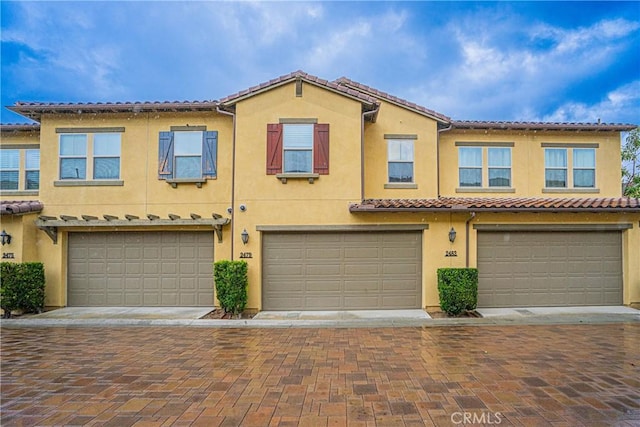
left=1, top=262, right=46, bottom=317
left=437, top=268, right=478, bottom=316
left=214, top=260, right=248, bottom=316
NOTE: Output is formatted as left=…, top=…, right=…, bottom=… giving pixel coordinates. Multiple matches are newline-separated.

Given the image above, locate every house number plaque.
left=239, top=252, right=253, bottom=259
left=2, top=253, right=15, bottom=259
left=445, top=251, right=458, bottom=257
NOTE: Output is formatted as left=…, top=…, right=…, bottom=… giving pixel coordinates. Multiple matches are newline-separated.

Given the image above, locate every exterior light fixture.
left=448, top=227, right=456, bottom=243
left=0, top=230, right=12, bottom=246
left=241, top=229, right=249, bottom=245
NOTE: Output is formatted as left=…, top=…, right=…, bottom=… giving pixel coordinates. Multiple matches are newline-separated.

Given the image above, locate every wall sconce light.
left=240, top=229, right=249, bottom=245
left=0, top=230, right=12, bottom=246
left=448, top=227, right=456, bottom=243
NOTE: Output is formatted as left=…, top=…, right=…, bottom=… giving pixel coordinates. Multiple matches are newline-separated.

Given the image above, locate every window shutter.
left=158, top=131, right=174, bottom=179
left=266, top=123, right=283, bottom=175
left=313, top=123, right=329, bottom=175
left=202, top=131, right=218, bottom=178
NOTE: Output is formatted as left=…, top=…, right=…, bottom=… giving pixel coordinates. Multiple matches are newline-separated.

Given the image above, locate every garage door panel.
left=68, top=231, right=214, bottom=307
left=263, top=231, right=421, bottom=310
left=478, top=231, right=622, bottom=307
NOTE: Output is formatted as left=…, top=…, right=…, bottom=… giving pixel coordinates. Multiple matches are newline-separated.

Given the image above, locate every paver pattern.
left=1, top=323, right=639, bottom=426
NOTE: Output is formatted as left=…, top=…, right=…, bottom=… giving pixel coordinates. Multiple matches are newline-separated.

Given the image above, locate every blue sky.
left=1, top=1, right=639, bottom=125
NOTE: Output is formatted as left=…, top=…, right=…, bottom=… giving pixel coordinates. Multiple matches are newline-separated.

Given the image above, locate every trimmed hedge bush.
left=437, top=268, right=478, bottom=316
left=214, top=260, right=248, bottom=316
left=1, top=262, right=46, bottom=317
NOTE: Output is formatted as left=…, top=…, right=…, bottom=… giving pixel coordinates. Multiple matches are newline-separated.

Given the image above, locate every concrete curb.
left=1, top=313, right=639, bottom=328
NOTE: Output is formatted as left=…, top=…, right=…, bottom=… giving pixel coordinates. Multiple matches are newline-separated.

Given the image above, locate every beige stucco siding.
left=439, top=129, right=623, bottom=197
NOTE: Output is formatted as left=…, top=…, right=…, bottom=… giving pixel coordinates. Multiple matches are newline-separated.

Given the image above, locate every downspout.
left=217, top=106, right=236, bottom=260
left=361, top=107, right=379, bottom=200
left=437, top=123, right=452, bottom=198
left=465, top=211, right=476, bottom=268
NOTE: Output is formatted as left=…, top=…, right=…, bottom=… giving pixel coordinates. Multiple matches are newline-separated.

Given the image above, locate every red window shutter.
left=266, top=123, right=283, bottom=175
left=314, top=123, right=329, bottom=175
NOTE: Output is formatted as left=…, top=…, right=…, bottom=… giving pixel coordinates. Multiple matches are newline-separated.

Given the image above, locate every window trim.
left=386, top=138, right=416, bottom=185
left=58, top=132, right=122, bottom=183
left=0, top=147, right=40, bottom=193
left=542, top=146, right=597, bottom=191
left=456, top=145, right=513, bottom=191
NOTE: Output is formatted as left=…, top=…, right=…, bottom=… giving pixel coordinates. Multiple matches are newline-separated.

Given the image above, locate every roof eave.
left=349, top=205, right=640, bottom=214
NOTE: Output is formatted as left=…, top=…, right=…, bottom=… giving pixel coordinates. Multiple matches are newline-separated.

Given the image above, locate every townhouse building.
left=1, top=71, right=638, bottom=310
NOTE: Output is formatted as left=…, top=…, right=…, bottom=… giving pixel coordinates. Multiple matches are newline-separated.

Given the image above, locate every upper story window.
left=283, top=124, right=313, bottom=173
left=158, top=128, right=218, bottom=184
left=457, top=143, right=513, bottom=190
left=59, top=131, right=121, bottom=181
left=0, top=148, right=40, bottom=191
left=544, top=147, right=595, bottom=189
left=266, top=121, right=329, bottom=180
left=388, top=139, right=414, bottom=183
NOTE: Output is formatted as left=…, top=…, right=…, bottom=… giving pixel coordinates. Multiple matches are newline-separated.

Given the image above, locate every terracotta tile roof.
left=0, top=200, right=44, bottom=216
left=451, top=120, right=636, bottom=132
left=350, top=197, right=640, bottom=213
left=218, top=70, right=379, bottom=108
left=334, top=76, right=451, bottom=123
left=0, top=123, right=40, bottom=132
left=8, top=100, right=218, bottom=121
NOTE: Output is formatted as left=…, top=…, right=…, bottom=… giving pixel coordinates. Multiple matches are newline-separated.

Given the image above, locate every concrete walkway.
left=1, top=306, right=638, bottom=328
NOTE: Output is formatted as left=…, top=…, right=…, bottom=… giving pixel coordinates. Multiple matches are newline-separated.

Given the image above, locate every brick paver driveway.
left=2, top=323, right=639, bottom=426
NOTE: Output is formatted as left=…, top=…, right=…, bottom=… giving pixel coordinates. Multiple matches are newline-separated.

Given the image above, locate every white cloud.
left=542, top=80, right=640, bottom=123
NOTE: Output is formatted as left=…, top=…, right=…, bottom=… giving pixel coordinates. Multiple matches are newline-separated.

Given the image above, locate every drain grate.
left=515, top=309, right=534, bottom=315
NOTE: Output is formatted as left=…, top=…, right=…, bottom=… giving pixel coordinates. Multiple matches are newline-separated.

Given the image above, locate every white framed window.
left=388, top=139, right=414, bottom=183
left=488, top=147, right=511, bottom=187
left=174, top=131, right=203, bottom=179
left=573, top=148, right=595, bottom=188
left=459, top=147, right=482, bottom=187
left=93, top=133, right=121, bottom=179
left=60, top=134, right=88, bottom=179
left=283, top=124, right=313, bottom=173
left=25, top=149, right=40, bottom=190
left=59, top=133, right=121, bottom=180
left=545, top=148, right=568, bottom=188
left=0, top=148, right=40, bottom=191
left=0, top=149, right=20, bottom=190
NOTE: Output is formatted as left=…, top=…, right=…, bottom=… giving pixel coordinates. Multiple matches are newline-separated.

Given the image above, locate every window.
left=545, top=149, right=567, bottom=188
left=543, top=146, right=597, bottom=190
left=458, top=145, right=512, bottom=189
left=573, top=148, right=595, bottom=188
left=459, top=147, right=482, bottom=187
left=25, top=149, right=40, bottom=190
left=0, top=148, right=40, bottom=191
left=0, top=149, right=19, bottom=190
left=158, top=130, right=217, bottom=181
left=93, top=133, right=121, bottom=179
left=388, top=139, right=414, bottom=183
left=60, top=134, right=87, bottom=179
left=488, top=148, right=511, bottom=187
left=266, top=122, right=329, bottom=176
left=174, top=131, right=203, bottom=178
left=59, top=132, right=121, bottom=180
left=283, top=124, right=313, bottom=173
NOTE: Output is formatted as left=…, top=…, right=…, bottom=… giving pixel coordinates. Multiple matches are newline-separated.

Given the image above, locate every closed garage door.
left=262, top=231, right=422, bottom=310
left=477, top=231, right=622, bottom=307
left=68, top=231, right=214, bottom=306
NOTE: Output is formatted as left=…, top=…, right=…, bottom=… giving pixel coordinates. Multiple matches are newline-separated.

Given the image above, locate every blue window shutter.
left=158, top=131, right=174, bottom=179
left=202, top=131, right=218, bottom=178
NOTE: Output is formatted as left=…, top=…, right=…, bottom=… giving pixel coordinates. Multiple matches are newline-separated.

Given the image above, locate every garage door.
left=68, top=231, right=214, bottom=306
left=477, top=231, right=622, bottom=307
left=262, top=231, right=422, bottom=310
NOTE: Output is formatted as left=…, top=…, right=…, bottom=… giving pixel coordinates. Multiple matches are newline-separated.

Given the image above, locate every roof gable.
left=218, top=70, right=379, bottom=111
